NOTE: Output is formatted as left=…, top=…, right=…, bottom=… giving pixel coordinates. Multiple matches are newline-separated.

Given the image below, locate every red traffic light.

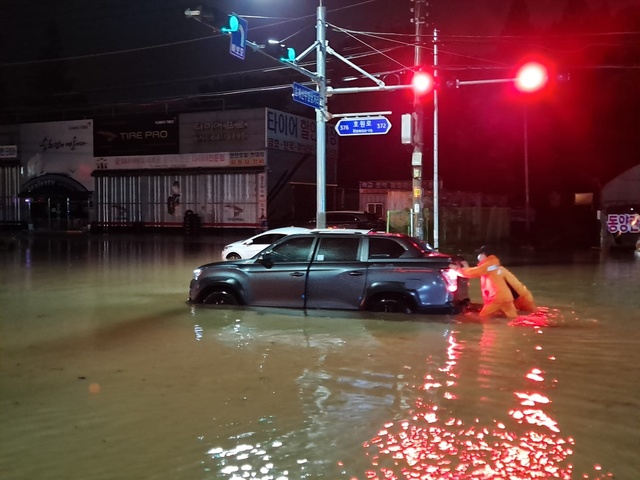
left=412, top=71, right=434, bottom=95
left=515, top=62, right=548, bottom=92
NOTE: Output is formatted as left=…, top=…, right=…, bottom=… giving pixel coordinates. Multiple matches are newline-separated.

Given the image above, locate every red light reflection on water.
left=360, top=332, right=613, bottom=480
left=508, top=307, right=571, bottom=328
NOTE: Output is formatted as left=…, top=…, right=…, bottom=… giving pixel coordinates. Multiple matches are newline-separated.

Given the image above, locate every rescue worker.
left=452, top=246, right=535, bottom=319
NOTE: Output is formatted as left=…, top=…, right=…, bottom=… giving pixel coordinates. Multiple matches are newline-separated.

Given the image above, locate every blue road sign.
left=292, top=82, right=322, bottom=110
left=334, top=116, right=392, bottom=136
left=229, top=14, right=248, bottom=60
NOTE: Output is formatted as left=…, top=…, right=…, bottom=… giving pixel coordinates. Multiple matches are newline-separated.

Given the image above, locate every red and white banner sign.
left=95, top=151, right=267, bottom=170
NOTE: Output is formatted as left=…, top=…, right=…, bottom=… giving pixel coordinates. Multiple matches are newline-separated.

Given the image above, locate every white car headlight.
left=193, top=268, right=203, bottom=280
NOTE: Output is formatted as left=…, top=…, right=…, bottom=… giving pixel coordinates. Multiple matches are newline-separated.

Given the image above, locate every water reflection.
left=188, top=312, right=618, bottom=480
left=359, top=330, right=613, bottom=480
left=1, top=235, right=638, bottom=480
left=190, top=313, right=402, bottom=479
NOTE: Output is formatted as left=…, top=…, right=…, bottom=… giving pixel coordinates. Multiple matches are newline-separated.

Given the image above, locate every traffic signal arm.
left=184, top=7, right=240, bottom=33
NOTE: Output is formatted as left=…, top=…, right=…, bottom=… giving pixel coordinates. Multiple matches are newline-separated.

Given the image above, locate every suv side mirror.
left=259, top=252, right=274, bottom=268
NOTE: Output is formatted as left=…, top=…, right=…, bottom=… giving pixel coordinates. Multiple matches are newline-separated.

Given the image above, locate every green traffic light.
left=221, top=14, right=239, bottom=33
left=280, top=47, right=295, bottom=62
left=267, top=40, right=296, bottom=62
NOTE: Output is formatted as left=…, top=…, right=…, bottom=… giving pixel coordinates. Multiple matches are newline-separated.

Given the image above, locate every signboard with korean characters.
left=20, top=119, right=94, bottom=190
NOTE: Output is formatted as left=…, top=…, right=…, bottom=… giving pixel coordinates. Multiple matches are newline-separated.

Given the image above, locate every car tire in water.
left=202, top=290, right=239, bottom=305
left=367, top=293, right=414, bottom=314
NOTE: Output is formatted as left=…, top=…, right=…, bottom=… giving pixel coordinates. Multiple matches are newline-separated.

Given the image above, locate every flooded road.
left=1, top=233, right=638, bottom=479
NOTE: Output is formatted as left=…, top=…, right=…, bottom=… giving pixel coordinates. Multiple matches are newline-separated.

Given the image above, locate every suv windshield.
left=269, top=236, right=314, bottom=262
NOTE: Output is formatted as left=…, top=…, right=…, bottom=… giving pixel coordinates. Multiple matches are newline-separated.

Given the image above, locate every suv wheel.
left=225, top=253, right=242, bottom=260
left=202, top=289, right=239, bottom=305
left=367, top=293, right=414, bottom=314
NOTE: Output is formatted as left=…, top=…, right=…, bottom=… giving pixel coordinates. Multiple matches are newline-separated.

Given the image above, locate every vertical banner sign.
left=229, top=15, right=248, bottom=60
left=258, top=172, right=267, bottom=228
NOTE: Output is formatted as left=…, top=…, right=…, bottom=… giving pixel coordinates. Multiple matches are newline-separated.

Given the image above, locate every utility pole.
left=316, top=1, right=327, bottom=229
left=432, top=28, right=439, bottom=250
left=203, top=1, right=433, bottom=231
left=411, top=0, right=429, bottom=240
left=523, top=105, right=530, bottom=234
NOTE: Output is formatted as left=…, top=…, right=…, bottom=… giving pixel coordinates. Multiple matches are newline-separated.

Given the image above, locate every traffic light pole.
left=456, top=65, right=549, bottom=237
left=432, top=28, right=440, bottom=250
left=310, top=2, right=414, bottom=228
left=523, top=105, right=531, bottom=234
left=280, top=1, right=423, bottom=230
left=411, top=0, right=428, bottom=241
left=316, top=3, right=328, bottom=228
left=210, top=1, right=432, bottom=232
left=246, top=2, right=329, bottom=228
left=189, top=4, right=549, bottom=244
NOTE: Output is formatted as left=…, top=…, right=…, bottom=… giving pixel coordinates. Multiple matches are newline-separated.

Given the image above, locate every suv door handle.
left=290, top=272, right=305, bottom=277
left=349, top=271, right=364, bottom=276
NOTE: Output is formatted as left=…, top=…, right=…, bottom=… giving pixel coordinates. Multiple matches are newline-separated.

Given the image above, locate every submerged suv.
left=189, top=231, right=469, bottom=315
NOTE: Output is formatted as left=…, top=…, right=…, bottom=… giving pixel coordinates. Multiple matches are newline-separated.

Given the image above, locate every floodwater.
left=1, top=233, right=639, bottom=480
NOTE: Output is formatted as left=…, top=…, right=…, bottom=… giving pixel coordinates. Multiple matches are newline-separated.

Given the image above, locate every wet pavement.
left=0, top=232, right=639, bottom=479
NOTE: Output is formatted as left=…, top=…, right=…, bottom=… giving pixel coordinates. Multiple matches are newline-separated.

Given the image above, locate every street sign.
left=292, top=82, right=322, bottom=110
left=229, top=14, right=248, bottom=60
left=334, top=116, right=392, bottom=136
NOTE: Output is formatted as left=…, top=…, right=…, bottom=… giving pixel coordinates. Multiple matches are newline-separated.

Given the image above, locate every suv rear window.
left=368, top=237, right=407, bottom=259
left=315, top=237, right=360, bottom=261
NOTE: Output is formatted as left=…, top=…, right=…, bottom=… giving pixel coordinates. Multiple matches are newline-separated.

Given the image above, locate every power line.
left=1, top=0, right=638, bottom=114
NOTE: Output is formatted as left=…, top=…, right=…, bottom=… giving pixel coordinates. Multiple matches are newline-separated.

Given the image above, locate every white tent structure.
left=600, top=165, right=640, bottom=248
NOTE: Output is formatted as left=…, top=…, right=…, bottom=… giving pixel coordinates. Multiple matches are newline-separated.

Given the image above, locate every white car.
left=220, top=227, right=310, bottom=261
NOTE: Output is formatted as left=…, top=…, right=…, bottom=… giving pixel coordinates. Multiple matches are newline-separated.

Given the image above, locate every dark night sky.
left=1, top=0, right=639, bottom=207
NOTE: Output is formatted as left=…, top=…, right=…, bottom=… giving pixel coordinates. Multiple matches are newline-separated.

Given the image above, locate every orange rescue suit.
left=500, top=266, right=536, bottom=313
left=459, top=254, right=518, bottom=319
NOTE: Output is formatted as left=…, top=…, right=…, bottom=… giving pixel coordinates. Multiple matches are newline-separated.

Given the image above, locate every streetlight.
left=455, top=61, right=551, bottom=238
left=515, top=62, right=548, bottom=234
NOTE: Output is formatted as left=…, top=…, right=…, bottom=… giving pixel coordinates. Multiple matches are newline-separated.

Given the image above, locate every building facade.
left=600, top=165, right=640, bottom=249
left=0, top=108, right=339, bottom=232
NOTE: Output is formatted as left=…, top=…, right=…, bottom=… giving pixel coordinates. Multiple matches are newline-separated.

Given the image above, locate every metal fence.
left=387, top=206, right=511, bottom=246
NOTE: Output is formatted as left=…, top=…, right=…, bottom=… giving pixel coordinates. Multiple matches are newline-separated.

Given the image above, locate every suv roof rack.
left=309, top=228, right=374, bottom=234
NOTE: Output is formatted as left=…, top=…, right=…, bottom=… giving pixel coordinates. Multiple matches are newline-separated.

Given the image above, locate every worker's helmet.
left=475, top=245, right=493, bottom=260
left=474, top=245, right=494, bottom=257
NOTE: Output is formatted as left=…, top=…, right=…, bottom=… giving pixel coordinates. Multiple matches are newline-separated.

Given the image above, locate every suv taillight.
left=442, top=268, right=458, bottom=293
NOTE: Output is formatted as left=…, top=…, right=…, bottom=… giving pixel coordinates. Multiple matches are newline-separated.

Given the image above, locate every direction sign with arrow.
left=334, top=116, right=392, bottom=136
